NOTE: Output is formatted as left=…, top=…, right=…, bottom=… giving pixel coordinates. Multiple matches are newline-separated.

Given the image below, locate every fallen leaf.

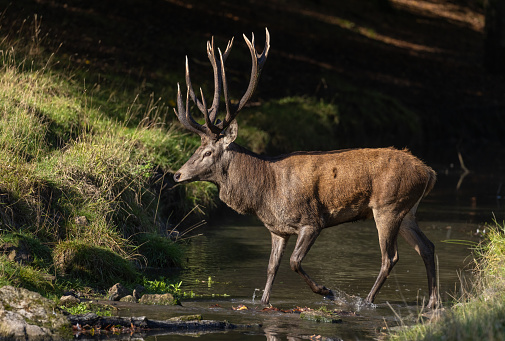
left=232, top=304, right=248, bottom=310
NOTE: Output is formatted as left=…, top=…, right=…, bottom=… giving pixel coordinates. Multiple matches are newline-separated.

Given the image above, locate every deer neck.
left=214, top=143, right=274, bottom=215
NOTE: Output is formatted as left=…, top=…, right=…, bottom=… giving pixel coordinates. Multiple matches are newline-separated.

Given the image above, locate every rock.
left=0, top=241, right=33, bottom=264
left=59, top=295, right=81, bottom=307
left=139, top=293, right=180, bottom=306
left=300, top=310, right=342, bottom=323
left=119, top=295, right=137, bottom=303
left=133, top=284, right=145, bottom=300
left=74, top=216, right=88, bottom=226
left=0, top=286, right=71, bottom=340
left=108, top=283, right=130, bottom=301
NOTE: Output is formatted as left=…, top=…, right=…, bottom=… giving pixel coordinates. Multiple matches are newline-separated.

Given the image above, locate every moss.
left=300, top=310, right=342, bottom=323
left=138, top=293, right=181, bottom=306
left=53, top=241, right=138, bottom=287
left=0, top=286, right=72, bottom=339
left=169, top=314, right=202, bottom=322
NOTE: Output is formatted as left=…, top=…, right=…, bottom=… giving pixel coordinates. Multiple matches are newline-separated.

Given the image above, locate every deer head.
left=173, top=28, right=270, bottom=183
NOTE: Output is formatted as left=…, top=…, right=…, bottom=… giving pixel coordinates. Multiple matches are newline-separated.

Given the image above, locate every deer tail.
left=423, top=167, right=437, bottom=198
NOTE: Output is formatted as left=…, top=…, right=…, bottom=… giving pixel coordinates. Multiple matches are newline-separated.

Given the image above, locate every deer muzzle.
left=173, top=172, right=182, bottom=182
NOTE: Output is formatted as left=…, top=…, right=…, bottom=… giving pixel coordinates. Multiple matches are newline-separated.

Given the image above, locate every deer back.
left=218, top=147, right=435, bottom=231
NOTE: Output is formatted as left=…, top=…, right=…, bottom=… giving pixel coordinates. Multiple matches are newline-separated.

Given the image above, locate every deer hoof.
left=323, top=289, right=335, bottom=300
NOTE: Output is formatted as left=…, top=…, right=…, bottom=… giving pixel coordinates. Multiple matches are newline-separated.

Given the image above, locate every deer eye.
left=204, top=151, right=212, bottom=157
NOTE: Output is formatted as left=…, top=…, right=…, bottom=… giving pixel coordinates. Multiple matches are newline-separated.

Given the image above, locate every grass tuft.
left=389, top=220, right=505, bottom=340
left=135, top=233, right=184, bottom=269
left=53, top=240, right=137, bottom=287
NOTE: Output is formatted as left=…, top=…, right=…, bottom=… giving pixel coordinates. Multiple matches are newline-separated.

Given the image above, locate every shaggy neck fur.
left=213, top=143, right=275, bottom=215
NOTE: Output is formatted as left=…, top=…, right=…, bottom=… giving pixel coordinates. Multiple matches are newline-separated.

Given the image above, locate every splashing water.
left=328, top=288, right=376, bottom=312
left=252, top=288, right=262, bottom=304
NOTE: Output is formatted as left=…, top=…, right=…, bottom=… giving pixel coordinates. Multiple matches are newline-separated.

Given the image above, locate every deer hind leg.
left=366, top=209, right=402, bottom=304
left=290, top=226, right=332, bottom=297
left=399, top=208, right=438, bottom=308
left=261, top=232, right=289, bottom=304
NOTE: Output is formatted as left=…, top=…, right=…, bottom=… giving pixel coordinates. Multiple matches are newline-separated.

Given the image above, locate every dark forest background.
left=1, top=0, right=504, bottom=170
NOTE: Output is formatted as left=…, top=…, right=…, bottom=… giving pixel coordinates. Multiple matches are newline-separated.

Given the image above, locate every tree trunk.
left=485, top=0, right=505, bottom=73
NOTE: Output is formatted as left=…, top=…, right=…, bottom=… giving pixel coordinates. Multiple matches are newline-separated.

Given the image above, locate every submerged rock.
left=168, top=314, right=202, bottom=322
left=300, top=310, right=342, bottom=323
left=119, top=295, right=137, bottom=303
left=139, top=293, right=180, bottom=306
left=0, top=286, right=71, bottom=340
left=59, top=294, right=81, bottom=307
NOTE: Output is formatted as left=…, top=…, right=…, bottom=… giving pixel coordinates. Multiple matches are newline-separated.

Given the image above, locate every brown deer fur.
left=173, top=29, right=439, bottom=308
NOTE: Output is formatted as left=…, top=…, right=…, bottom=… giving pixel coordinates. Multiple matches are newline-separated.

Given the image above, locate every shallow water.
left=119, top=171, right=504, bottom=340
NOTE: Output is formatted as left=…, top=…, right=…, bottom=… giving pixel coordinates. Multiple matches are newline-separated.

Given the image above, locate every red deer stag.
left=173, top=28, right=438, bottom=308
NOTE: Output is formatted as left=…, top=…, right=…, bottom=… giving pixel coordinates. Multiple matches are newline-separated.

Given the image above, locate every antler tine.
left=220, top=27, right=270, bottom=130
left=222, top=36, right=234, bottom=62
left=219, top=48, right=232, bottom=126
left=185, top=56, right=206, bottom=113
left=216, top=37, right=235, bottom=127
left=237, top=28, right=270, bottom=112
left=206, top=36, right=234, bottom=126
left=184, top=53, right=221, bottom=136
left=199, top=87, right=213, bottom=129
left=206, top=37, right=222, bottom=126
left=174, top=83, right=206, bottom=137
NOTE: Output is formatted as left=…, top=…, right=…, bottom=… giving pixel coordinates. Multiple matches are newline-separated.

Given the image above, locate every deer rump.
left=172, top=28, right=439, bottom=309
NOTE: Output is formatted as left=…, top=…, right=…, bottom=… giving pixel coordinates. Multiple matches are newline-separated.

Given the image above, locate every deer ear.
left=223, top=119, right=238, bottom=147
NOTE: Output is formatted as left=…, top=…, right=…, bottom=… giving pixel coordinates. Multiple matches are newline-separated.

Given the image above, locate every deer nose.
left=174, top=172, right=182, bottom=182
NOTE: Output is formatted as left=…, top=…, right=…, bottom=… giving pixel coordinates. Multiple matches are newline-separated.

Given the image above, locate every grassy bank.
left=0, top=18, right=207, bottom=296
left=390, top=220, right=505, bottom=340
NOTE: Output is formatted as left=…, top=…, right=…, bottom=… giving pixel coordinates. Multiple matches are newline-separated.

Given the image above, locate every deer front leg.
left=290, top=227, right=333, bottom=297
left=261, top=232, right=289, bottom=304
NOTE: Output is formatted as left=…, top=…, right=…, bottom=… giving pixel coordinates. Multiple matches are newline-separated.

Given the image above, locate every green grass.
left=53, top=241, right=138, bottom=286
left=135, top=233, right=184, bottom=268
left=60, top=301, right=114, bottom=317
left=0, top=255, right=56, bottom=296
left=389, top=220, right=505, bottom=340
left=0, top=17, right=204, bottom=295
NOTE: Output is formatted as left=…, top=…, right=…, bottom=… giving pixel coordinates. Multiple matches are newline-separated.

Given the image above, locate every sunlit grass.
left=0, top=17, right=208, bottom=293
left=389, top=220, right=505, bottom=340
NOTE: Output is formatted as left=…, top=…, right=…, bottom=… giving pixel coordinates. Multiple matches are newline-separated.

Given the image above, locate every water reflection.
left=141, top=172, right=503, bottom=340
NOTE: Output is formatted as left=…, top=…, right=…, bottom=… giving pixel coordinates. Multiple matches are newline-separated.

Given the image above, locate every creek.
left=119, top=171, right=504, bottom=340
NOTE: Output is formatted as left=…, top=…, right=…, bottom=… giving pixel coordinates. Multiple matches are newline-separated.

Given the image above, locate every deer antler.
left=174, top=28, right=270, bottom=139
